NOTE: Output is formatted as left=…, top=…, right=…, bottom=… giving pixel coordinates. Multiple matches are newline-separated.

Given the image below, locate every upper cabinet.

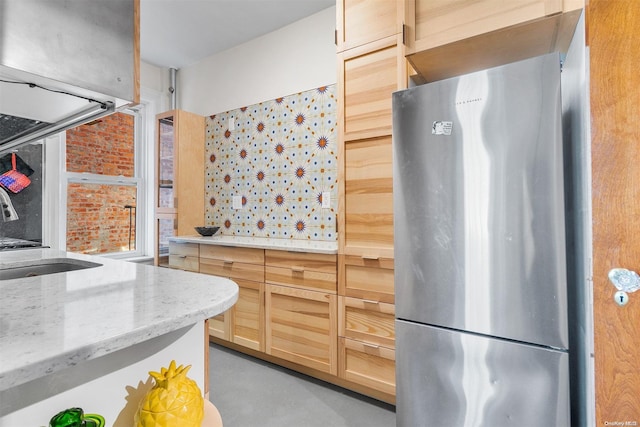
left=405, top=0, right=584, bottom=82
left=336, top=0, right=404, bottom=52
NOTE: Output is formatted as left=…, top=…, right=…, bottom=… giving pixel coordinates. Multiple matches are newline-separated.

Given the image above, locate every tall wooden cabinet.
left=154, top=110, right=205, bottom=266
left=336, top=0, right=406, bottom=403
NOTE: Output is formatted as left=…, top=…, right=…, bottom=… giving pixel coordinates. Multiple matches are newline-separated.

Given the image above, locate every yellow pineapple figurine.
left=134, top=360, right=204, bottom=427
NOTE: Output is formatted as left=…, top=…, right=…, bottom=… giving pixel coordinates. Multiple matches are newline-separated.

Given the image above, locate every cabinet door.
left=265, top=284, right=337, bottom=375
left=406, top=0, right=563, bottom=54
left=337, top=0, right=402, bottom=52
left=209, top=312, right=230, bottom=341
left=175, top=110, right=205, bottom=236
left=342, top=136, right=394, bottom=259
left=339, top=36, right=405, bottom=141
left=340, top=255, right=395, bottom=304
left=339, top=337, right=396, bottom=397
left=231, top=279, right=265, bottom=351
left=339, top=297, right=395, bottom=348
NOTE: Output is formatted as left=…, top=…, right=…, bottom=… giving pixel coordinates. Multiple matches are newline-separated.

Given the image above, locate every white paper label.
left=432, top=121, right=453, bottom=136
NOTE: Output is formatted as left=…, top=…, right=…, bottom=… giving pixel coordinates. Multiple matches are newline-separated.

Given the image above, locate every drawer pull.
left=292, top=266, right=305, bottom=273
left=362, top=299, right=379, bottom=305
left=178, top=255, right=187, bottom=259
left=362, top=255, right=380, bottom=261
left=362, top=342, right=380, bottom=350
left=223, top=260, right=234, bottom=265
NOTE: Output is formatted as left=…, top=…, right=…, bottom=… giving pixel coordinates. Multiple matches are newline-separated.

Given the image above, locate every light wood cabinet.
left=154, top=110, right=205, bottom=266
left=200, top=246, right=265, bottom=349
left=168, top=241, right=199, bottom=272
left=342, top=136, right=394, bottom=258
left=404, top=0, right=583, bottom=82
left=336, top=1, right=402, bottom=402
left=264, top=250, right=338, bottom=374
left=336, top=0, right=403, bottom=52
left=231, top=279, right=264, bottom=351
left=339, top=337, right=396, bottom=397
left=338, top=296, right=395, bottom=398
left=265, top=284, right=337, bottom=375
left=338, top=36, right=406, bottom=142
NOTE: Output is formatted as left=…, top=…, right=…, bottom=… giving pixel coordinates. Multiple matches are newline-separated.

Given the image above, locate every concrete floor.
left=208, top=344, right=396, bottom=427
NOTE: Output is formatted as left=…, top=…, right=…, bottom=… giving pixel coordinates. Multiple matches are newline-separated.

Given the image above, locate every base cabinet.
left=231, top=279, right=264, bottom=351
left=200, top=246, right=265, bottom=350
left=339, top=337, right=396, bottom=398
left=265, top=284, right=337, bottom=375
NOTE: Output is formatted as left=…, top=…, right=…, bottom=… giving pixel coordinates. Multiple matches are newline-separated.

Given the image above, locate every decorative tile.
left=205, top=85, right=338, bottom=241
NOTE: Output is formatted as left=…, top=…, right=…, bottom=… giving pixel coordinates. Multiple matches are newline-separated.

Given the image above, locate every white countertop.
left=169, top=235, right=338, bottom=254
left=0, top=249, right=238, bottom=392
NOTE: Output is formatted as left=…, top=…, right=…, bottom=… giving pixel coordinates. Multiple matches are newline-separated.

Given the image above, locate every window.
left=64, top=109, right=147, bottom=257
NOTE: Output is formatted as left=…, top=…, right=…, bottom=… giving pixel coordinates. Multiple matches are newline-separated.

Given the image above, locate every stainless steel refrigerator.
left=392, top=53, right=570, bottom=426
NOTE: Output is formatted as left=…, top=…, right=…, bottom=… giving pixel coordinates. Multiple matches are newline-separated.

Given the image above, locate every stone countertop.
left=169, top=235, right=338, bottom=254
left=0, top=249, right=238, bottom=392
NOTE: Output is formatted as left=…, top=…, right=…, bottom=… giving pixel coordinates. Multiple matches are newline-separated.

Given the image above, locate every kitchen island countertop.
left=0, top=248, right=238, bottom=392
left=169, top=235, right=338, bottom=254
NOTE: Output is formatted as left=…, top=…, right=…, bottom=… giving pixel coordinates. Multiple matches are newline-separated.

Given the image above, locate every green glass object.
left=49, top=408, right=105, bottom=427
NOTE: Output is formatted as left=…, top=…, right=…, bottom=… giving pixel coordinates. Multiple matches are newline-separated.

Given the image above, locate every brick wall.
left=66, top=112, right=135, bottom=176
left=66, top=112, right=136, bottom=254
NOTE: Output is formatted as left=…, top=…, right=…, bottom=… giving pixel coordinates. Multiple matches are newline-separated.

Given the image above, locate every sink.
left=0, top=258, right=102, bottom=280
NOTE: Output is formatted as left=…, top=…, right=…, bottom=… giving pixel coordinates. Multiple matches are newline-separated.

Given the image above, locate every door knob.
left=608, top=268, right=640, bottom=306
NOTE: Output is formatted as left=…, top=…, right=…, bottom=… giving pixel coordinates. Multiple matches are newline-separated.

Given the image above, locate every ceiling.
left=140, top=0, right=335, bottom=69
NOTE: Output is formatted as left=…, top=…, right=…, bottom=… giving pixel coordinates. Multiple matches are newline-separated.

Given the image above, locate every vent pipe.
left=169, top=68, right=177, bottom=110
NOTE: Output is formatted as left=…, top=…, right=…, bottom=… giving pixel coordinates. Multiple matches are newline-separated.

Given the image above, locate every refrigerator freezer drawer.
left=396, top=320, right=570, bottom=427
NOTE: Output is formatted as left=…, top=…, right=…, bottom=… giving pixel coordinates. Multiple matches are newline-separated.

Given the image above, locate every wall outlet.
left=233, top=195, right=243, bottom=209
left=322, top=192, right=331, bottom=209
left=229, top=117, right=235, bottom=131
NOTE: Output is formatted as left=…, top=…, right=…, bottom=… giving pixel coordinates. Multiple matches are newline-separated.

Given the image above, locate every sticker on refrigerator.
left=432, top=121, right=453, bottom=136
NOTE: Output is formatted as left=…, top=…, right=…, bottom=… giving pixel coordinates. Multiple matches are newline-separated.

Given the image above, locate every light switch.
left=322, top=192, right=331, bottom=209
left=233, top=195, right=243, bottom=210
left=229, top=117, right=235, bottom=131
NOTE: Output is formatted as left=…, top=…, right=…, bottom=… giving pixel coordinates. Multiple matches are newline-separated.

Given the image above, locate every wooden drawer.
left=339, top=337, right=396, bottom=397
left=169, top=241, right=199, bottom=256
left=200, top=245, right=264, bottom=265
left=265, top=250, right=337, bottom=293
left=341, top=255, right=395, bottom=303
left=265, top=266, right=336, bottom=293
left=339, top=297, right=395, bottom=348
left=168, top=242, right=199, bottom=272
left=200, top=257, right=264, bottom=282
left=265, top=250, right=337, bottom=274
left=266, top=284, right=337, bottom=375
left=168, top=255, right=199, bottom=272
left=231, top=279, right=264, bottom=352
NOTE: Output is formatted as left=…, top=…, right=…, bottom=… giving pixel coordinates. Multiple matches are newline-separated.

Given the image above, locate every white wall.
left=140, top=61, right=171, bottom=112
left=177, top=6, right=336, bottom=116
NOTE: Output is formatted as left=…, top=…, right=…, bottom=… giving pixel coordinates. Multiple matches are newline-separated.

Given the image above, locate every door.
left=590, top=0, right=640, bottom=422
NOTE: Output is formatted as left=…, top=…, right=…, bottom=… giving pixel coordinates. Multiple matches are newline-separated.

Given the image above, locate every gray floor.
left=208, top=344, right=396, bottom=427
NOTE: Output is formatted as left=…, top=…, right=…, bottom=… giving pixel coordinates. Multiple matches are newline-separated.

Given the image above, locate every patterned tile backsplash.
left=205, top=85, right=337, bottom=241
